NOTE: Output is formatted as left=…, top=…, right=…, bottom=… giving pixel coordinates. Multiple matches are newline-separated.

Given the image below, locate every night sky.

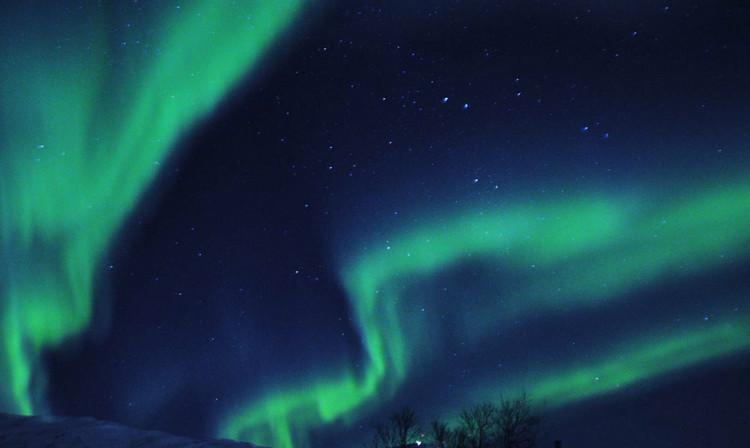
left=2, top=1, right=750, bottom=447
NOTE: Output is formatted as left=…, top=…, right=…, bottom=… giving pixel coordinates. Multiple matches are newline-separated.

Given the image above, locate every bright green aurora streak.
left=0, top=1, right=301, bottom=416
left=221, top=179, right=750, bottom=447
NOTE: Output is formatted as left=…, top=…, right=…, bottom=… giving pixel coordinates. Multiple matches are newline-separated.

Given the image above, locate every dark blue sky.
left=37, top=1, right=750, bottom=447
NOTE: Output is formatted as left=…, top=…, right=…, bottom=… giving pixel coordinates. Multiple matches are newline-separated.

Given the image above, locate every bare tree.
left=459, top=403, right=497, bottom=448
left=390, top=407, right=418, bottom=448
left=365, top=407, right=419, bottom=448
left=365, top=422, right=396, bottom=448
left=364, top=395, right=540, bottom=448
left=448, top=426, right=469, bottom=448
left=430, top=419, right=451, bottom=447
left=495, top=393, right=540, bottom=448
left=363, top=432, right=381, bottom=448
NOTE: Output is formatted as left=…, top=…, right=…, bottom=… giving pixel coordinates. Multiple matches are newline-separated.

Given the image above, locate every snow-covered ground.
left=0, top=413, right=263, bottom=448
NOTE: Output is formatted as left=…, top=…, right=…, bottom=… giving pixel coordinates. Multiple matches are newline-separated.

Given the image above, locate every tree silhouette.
left=495, top=393, right=540, bottom=448
left=429, top=419, right=451, bottom=448
left=366, top=407, right=420, bottom=448
left=429, top=418, right=471, bottom=448
left=366, top=394, right=539, bottom=448
left=390, top=407, right=419, bottom=448
left=459, top=402, right=497, bottom=448
left=448, top=426, right=469, bottom=448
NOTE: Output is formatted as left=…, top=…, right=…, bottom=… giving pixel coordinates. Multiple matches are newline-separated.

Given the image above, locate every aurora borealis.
left=221, top=180, right=750, bottom=446
left=2, top=2, right=750, bottom=448
left=1, top=0, right=301, bottom=417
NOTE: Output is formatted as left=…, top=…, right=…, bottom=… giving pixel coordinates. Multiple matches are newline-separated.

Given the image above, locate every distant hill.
left=0, top=413, right=263, bottom=448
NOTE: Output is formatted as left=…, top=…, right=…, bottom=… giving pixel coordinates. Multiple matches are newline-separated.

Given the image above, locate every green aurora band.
left=0, top=1, right=301, bottom=416
left=220, top=179, right=750, bottom=447
left=1, top=4, right=749, bottom=448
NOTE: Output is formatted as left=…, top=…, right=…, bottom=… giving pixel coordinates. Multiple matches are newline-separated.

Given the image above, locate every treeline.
left=365, top=393, right=540, bottom=448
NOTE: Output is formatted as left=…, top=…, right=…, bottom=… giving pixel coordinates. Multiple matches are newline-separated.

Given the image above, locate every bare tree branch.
left=495, top=393, right=540, bottom=448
